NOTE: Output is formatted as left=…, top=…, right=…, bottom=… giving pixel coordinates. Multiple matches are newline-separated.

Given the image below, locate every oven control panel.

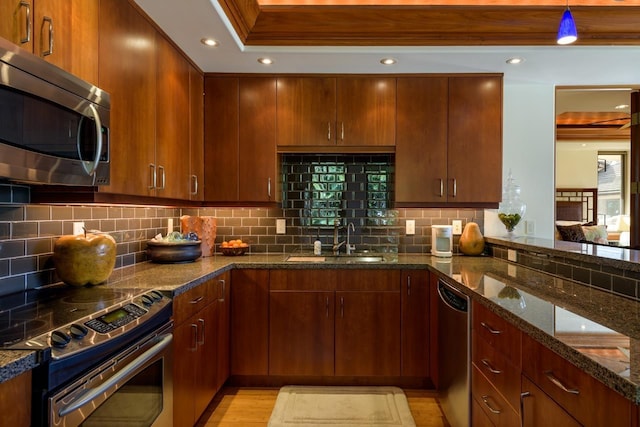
left=85, top=303, right=148, bottom=333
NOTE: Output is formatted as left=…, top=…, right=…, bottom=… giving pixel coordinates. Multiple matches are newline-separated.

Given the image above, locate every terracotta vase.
left=459, top=222, right=485, bottom=256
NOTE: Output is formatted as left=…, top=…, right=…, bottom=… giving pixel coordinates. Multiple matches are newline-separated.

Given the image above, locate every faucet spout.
left=332, top=219, right=344, bottom=255
left=346, top=222, right=355, bottom=255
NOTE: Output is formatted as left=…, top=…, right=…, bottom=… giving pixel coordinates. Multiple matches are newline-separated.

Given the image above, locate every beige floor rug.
left=268, top=386, right=416, bottom=427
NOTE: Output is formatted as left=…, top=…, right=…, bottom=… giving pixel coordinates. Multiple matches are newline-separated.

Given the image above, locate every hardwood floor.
left=196, top=387, right=449, bottom=427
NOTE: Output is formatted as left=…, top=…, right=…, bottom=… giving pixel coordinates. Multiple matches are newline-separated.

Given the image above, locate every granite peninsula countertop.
left=1, top=249, right=639, bottom=404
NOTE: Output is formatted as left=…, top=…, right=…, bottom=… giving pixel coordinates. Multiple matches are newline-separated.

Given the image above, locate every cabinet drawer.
left=522, top=333, right=633, bottom=427
left=472, top=302, right=521, bottom=367
left=270, top=269, right=337, bottom=291
left=472, top=364, right=520, bottom=427
left=337, top=269, right=400, bottom=291
left=472, top=334, right=521, bottom=412
left=521, top=376, right=580, bottom=427
left=173, top=280, right=214, bottom=324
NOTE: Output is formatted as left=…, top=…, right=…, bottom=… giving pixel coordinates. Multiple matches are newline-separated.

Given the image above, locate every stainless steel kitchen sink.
left=286, top=255, right=385, bottom=263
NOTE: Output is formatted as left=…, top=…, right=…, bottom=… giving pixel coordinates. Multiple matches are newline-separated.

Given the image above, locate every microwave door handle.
left=58, top=333, right=172, bottom=418
left=77, top=104, right=103, bottom=176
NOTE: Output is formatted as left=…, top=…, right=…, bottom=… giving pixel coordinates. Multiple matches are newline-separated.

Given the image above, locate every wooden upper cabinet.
left=155, top=34, right=190, bottom=200
left=189, top=65, right=204, bottom=201
left=337, top=77, right=396, bottom=147
left=1, top=0, right=98, bottom=84
left=0, top=0, right=34, bottom=51
left=276, top=76, right=395, bottom=148
left=98, top=0, right=157, bottom=196
left=396, top=77, right=449, bottom=203
left=204, top=76, right=239, bottom=202
left=396, top=75, right=502, bottom=205
left=276, top=77, right=336, bottom=146
left=239, top=77, right=277, bottom=202
left=447, top=75, right=502, bottom=204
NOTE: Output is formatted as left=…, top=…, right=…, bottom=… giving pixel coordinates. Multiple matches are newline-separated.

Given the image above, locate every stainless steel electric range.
left=0, top=284, right=174, bottom=427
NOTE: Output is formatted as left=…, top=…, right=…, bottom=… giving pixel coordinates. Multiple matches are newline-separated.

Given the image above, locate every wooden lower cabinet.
left=230, top=269, right=269, bottom=375
left=400, top=270, right=430, bottom=377
left=0, top=370, right=31, bottom=427
left=215, top=271, right=231, bottom=391
left=521, top=376, right=581, bottom=427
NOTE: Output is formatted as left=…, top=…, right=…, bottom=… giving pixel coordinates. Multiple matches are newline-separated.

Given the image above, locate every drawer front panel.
left=472, top=334, right=521, bottom=411
left=472, top=364, right=520, bottom=427
left=472, top=302, right=521, bottom=367
left=174, top=279, right=213, bottom=324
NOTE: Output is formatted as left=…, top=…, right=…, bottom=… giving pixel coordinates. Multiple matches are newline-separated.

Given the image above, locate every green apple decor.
left=53, top=229, right=117, bottom=286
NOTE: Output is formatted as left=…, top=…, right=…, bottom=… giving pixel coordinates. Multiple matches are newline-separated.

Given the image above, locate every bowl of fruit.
left=219, top=239, right=249, bottom=256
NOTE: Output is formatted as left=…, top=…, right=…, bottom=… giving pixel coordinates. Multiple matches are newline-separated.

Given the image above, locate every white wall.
left=485, top=83, right=556, bottom=239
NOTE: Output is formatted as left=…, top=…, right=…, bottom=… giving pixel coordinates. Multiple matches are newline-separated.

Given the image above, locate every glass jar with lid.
left=498, top=170, right=526, bottom=234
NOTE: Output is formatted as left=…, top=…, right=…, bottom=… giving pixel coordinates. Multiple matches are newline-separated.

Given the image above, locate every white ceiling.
left=134, top=0, right=640, bottom=87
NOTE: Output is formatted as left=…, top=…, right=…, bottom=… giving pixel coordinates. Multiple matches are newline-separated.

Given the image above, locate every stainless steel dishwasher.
left=437, top=278, right=470, bottom=427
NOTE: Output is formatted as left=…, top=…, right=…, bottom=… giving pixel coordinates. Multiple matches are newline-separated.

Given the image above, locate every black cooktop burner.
left=0, top=285, right=138, bottom=349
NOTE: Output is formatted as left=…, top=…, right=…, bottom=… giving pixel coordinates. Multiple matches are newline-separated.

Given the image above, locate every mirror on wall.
left=555, top=87, right=636, bottom=247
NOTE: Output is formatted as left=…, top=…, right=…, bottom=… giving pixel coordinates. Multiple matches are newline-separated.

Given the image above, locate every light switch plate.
left=405, top=219, right=415, bottom=235
left=508, top=249, right=517, bottom=262
left=452, top=220, right=462, bottom=235
left=73, top=221, right=85, bottom=235
left=276, top=218, right=286, bottom=234
left=525, top=220, right=535, bottom=235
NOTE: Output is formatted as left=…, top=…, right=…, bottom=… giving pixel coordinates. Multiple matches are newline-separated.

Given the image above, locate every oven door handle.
left=58, top=333, right=172, bottom=418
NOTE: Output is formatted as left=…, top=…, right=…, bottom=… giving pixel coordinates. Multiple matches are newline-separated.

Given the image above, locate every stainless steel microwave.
left=0, top=37, right=110, bottom=186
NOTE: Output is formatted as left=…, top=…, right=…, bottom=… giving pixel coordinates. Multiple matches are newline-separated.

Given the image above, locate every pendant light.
left=557, top=2, right=578, bottom=45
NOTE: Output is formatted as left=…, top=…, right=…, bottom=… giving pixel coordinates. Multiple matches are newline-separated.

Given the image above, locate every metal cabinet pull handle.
left=218, top=279, right=226, bottom=302
left=190, top=324, right=198, bottom=351
left=340, top=296, right=344, bottom=317
left=268, top=177, right=272, bottom=199
left=480, top=321, right=502, bottom=335
left=481, top=395, right=502, bottom=414
left=326, top=296, right=329, bottom=317
left=191, top=175, right=198, bottom=195
left=481, top=358, right=502, bottom=374
left=190, top=296, right=204, bottom=304
left=439, top=179, right=444, bottom=197
left=197, top=319, right=205, bottom=345
left=520, top=391, right=531, bottom=425
left=20, top=1, right=31, bottom=44
left=340, top=122, right=344, bottom=141
left=157, top=165, right=166, bottom=189
left=407, top=276, right=411, bottom=296
left=149, top=164, right=156, bottom=190
left=452, top=178, right=457, bottom=198
left=545, top=371, right=580, bottom=395
left=327, top=122, right=331, bottom=140
left=42, top=16, right=53, bottom=56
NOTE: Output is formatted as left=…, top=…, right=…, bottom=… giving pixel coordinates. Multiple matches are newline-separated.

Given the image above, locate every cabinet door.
left=269, top=291, right=334, bottom=376
left=336, top=77, right=396, bottom=146
left=189, top=65, right=204, bottom=201
left=0, top=0, right=33, bottom=51
left=98, top=0, right=157, bottom=196
left=204, top=76, right=239, bottom=202
left=0, top=370, right=31, bottom=427
left=215, top=271, right=231, bottom=391
left=276, top=77, right=336, bottom=146
left=156, top=34, right=190, bottom=199
left=335, top=291, right=401, bottom=376
left=447, top=76, right=502, bottom=203
left=69, top=0, right=98, bottom=84
left=33, top=0, right=70, bottom=69
left=521, top=376, right=581, bottom=427
left=396, top=77, right=448, bottom=203
left=239, top=77, right=277, bottom=202
left=400, top=270, right=430, bottom=377
left=230, top=269, right=269, bottom=375
left=194, top=303, right=218, bottom=420
left=173, top=319, right=198, bottom=427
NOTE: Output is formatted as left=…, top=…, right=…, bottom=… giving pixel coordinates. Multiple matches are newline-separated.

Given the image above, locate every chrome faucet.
left=346, top=222, right=356, bottom=255
left=332, top=219, right=344, bottom=255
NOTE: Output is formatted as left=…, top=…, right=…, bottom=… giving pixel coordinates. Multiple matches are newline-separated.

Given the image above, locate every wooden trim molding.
left=220, top=2, right=640, bottom=46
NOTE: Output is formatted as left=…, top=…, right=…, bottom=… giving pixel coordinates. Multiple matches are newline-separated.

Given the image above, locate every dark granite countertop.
left=1, top=249, right=639, bottom=405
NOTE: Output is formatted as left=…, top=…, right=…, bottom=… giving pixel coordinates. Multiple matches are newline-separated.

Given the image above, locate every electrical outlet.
left=73, top=221, right=85, bottom=235
left=405, top=220, right=415, bottom=235
left=452, top=220, right=462, bottom=235
left=525, top=220, right=535, bottom=235
left=276, top=218, right=286, bottom=234
left=508, top=249, right=517, bottom=262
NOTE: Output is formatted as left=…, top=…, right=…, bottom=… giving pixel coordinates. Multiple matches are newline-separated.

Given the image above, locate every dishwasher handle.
left=438, top=280, right=469, bottom=313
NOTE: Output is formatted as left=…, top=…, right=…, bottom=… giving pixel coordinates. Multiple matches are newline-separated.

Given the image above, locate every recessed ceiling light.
left=258, top=57, right=274, bottom=65
left=615, top=104, right=630, bottom=110
left=380, top=58, right=396, bottom=65
left=200, top=38, right=218, bottom=47
left=506, top=57, right=524, bottom=65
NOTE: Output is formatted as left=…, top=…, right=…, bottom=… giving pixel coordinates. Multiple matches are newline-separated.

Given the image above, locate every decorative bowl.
left=146, top=240, right=202, bottom=263
left=219, top=245, right=249, bottom=256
